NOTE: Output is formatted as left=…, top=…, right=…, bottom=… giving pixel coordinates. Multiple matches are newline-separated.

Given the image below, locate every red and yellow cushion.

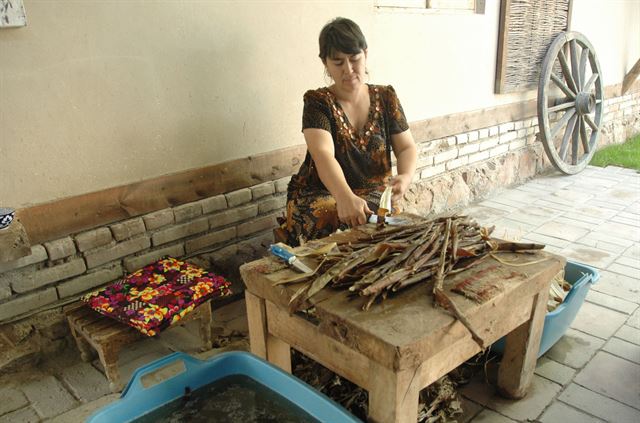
left=82, top=257, right=232, bottom=336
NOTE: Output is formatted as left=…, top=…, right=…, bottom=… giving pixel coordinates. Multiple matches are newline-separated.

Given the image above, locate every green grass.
left=590, top=134, right=640, bottom=171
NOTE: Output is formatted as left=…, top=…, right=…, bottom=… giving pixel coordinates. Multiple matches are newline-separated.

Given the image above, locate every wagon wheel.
left=538, top=31, right=604, bottom=175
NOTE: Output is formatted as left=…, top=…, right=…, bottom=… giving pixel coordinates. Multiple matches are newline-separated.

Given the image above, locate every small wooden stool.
left=64, top=301, right=213, bottom=392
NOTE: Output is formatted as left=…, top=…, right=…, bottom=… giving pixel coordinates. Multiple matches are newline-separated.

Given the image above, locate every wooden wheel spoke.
left=584, top=114, right=598, bottom=131
left=570, top=40, right=581, bottom=89
left=571, top=117, right=581, bottom=165
left=551, top=108, right=577, bottom=139
left=548, top=100, right=575, bottom=113
left=551, top=73, right=576, bottom=99
left=559, top=114, right=578, bottom=161
left=583, top=72, right=599, bottom=93
left=579, top=47, right=589, bottom=90
left=558, top=50, right=578, bottom=94
left=580, top=116, right=590, bottom=153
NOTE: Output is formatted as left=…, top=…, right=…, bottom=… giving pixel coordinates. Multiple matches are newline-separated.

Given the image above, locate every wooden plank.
left=497, top=289, right=550, bottom=398
left=622, top=58, right=640, bottom=95
left=266, top=300, right=372, bottom=389
left=18, top=144, right=307, bottom=245
left=245, top=290, right=268, bottom=359
left=494, top=0, right=511, bottom=94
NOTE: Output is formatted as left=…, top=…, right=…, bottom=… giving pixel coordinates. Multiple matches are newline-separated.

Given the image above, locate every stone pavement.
left=0, top=165, right=638, bottom=422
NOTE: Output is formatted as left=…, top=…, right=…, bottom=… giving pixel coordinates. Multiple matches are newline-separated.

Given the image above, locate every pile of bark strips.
left=278, top=215, right=543, bottom=343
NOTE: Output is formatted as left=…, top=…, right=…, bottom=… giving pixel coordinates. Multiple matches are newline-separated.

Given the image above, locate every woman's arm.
left=390, top=129, right=417, bottom=203
left=303, top=128, right=373, bottom=227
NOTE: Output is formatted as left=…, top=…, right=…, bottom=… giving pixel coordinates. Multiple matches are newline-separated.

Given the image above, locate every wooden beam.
left=17, top=145, right=307, bottom=244
left=622, top=58, right=640, bottom=95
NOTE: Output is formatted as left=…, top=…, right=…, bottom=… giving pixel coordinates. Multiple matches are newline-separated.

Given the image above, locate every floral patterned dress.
left=284, top=84, right=409, bottom=246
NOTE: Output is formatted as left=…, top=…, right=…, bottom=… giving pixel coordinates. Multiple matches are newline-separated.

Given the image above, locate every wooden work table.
left=239, top=225, right=565, bottom=423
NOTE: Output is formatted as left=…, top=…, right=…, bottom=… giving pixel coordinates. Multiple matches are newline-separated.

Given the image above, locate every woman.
left=283, top=17, right=417, bottom=246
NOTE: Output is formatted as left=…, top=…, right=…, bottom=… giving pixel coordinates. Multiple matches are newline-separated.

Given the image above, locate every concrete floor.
left=0, top=165, right=638, bottom=422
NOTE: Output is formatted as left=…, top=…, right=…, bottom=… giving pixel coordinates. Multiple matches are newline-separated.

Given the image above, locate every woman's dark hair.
left=318, top=17, right=368, bottom=62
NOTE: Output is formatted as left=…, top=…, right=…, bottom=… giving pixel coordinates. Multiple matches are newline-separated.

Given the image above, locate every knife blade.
left=269, top=244, right=314, bottom=273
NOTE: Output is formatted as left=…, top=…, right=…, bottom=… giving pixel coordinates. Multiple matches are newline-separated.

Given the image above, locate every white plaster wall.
left=0, top=0, right=637, bottom=208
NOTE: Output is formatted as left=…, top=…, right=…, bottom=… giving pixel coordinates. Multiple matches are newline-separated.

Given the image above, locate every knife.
left=269, top=244, right=314, bottom=273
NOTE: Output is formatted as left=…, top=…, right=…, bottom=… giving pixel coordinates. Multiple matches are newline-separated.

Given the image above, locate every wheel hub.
left=576, top=91, right=596, bottom=115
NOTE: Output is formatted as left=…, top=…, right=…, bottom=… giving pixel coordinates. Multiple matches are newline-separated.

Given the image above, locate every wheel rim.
left=538, top=31, right=604, bottom=175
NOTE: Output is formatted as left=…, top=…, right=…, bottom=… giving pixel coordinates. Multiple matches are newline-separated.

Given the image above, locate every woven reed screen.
left=495, top=0, right=571, bottom=93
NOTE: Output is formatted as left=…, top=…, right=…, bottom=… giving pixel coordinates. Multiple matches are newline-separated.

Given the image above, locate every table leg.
left=267, top=336, right=292, bottom=373
left=497, top=289, right=550, bottom=398
left=198, top=302, right=213, bottom=351
left=245, top=290, right=268, bottom=359
left=368, top=362, right=420, bottom=423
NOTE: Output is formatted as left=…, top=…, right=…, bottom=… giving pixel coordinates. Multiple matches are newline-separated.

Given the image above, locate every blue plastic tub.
left=87, top=351, right=361, bottom=423
left=491, top=260, right=599, bottom=358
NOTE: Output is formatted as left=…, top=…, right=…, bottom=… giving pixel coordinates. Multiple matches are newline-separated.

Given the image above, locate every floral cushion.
left=82, top=257, right=232, bottom=336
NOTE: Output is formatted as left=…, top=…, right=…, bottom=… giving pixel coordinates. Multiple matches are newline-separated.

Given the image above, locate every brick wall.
left=0, top=91, right=638, bottom=325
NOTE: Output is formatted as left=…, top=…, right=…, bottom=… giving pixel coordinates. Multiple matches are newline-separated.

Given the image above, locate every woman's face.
left=325, top=49, right=367, bottom=91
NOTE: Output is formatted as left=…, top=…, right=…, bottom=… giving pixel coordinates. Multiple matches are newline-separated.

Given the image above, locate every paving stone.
left=622, top=243, right=640, bottom=259
left=21, top=375, right=78, bottom=418
left=491, top=219, right=533, bottom=241
left=538, top=401, right=603, bottom=423
left=607, top=262, right=640, bottom=279
left=212, top=298, right=246, bottom=324
left=574, top=351, right=640, bottom=409
left=615, top=324, right=640, bottom=345
left=157, top=323, right=205, bottom=353
left=629, top=307, right=640, bottom=329
left=484, top=195, right=528, bottom=210
left=554, top=216, right=600, bottom=230
left=585, top=290, right=638, bottom=315
left=60, top=361, right=111, bottom=402
left=461, top=205, right=508, bottom=225
left=595, top=221, right=640, bottom=243
left=603, top=337, right=640, bottom=364
left=537, top=221, right=589, bottom=242
left=457, top=397, right=483, bottom=422
left=468, top=408, right=516, bottom=422
left=574, top=202, right=618, bottom=221
left=0, top=387, right=28, bottom=415
left=504, top=206, right=558, bottom=227
left=591, top=270, right=640, bottom=302
left=534, top=356, right=575, bottom=386
left=477, top=200, right=518, bottom=213
left=544, top=328, right=604, bottom=369
left=0, top=406, right=39, bottom=423
left=578, top=231, right=634, bottom=249
left=612, top=215, right=640, bottom=227
left=615, top=255, right=640, bottom=269
left=521, top=233, right=571, bottom=249
left=460, top=374, right=560, bottom=421
left=557, top=244, right=616, bottom=269
left=589, top=199, right=628, bottom=211
left=570, top=301, right=627, bottom=339
left=48, top=394, right=120, bottom=423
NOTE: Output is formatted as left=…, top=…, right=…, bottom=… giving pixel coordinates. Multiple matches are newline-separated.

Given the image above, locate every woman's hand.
left=336, top=193, right=373, bottom=227
left=390, top=174, right=412, bottom=203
